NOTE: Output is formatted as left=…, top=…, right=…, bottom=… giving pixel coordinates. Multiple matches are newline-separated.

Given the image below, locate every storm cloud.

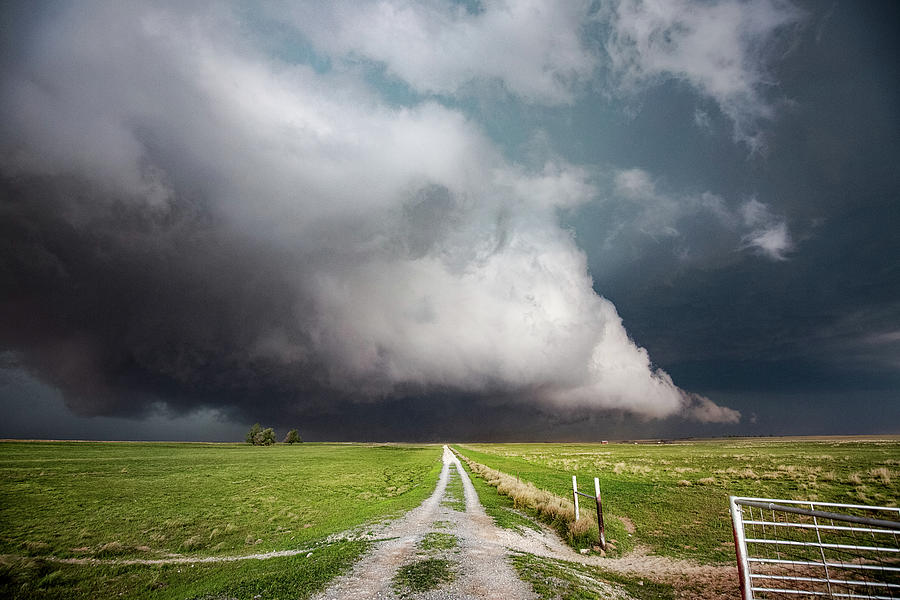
left=0, top=1, right=747, bottom=433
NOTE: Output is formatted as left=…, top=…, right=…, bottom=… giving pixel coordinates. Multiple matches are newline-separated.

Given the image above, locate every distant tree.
left=246, top=423, right=262, bottom=445
left=284, top=429, right=301, bottom=444
left=246, top=423, right=277, bottom=446
left=257, top=427, right=276, bottom=446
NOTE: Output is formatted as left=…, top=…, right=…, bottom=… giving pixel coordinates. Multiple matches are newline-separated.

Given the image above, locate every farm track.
left=312, top=445, right=536, bottom=600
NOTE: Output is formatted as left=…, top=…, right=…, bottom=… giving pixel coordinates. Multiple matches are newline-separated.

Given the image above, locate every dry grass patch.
left=612, top=462, right=652, bottom=476
left=96, top=541, right=129, bottom=557
left=181, top=535, right=203, bottom=550
left=456, top=452, right=593, bottom=543
left=22, top=541, right=51, bottom=554
left=870, top=467, right=892, bottom=485
left=568, top=516, right=595, bottom=538
left=720, top=467, right=759, bottom=479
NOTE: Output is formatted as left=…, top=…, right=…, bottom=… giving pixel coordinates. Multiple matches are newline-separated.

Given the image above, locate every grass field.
left=0, top=441, right=443, bottom=599
left=2, top=438, right=898, bottom=599
left=455, top=438, right=900, bottom=564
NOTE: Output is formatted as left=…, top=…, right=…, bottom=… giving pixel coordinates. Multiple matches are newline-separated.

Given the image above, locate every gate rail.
left=730, top=496, right=900, bottom=599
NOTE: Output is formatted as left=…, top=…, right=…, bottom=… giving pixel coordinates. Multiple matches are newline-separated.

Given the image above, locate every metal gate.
left=729, top=496, right=900, bottom=599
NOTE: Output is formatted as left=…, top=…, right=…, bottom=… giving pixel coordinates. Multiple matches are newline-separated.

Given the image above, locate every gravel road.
left=311, top=445, right=536, bottom=600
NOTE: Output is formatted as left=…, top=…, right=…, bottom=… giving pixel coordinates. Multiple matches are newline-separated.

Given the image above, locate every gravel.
left=311, top=446, right=536, bottom=600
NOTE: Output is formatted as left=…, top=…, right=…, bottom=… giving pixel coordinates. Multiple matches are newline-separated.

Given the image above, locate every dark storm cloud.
left=0, top=176, right=320, bottom=417
left=566, top=0, right=900, bottom=429
left=0, top=1, right=746, bottom=438
left=3, top=0, right=896, bottom=441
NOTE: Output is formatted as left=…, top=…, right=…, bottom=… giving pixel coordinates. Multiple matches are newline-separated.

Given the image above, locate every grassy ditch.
left=458, top=459, right=542, bottom=533
left=455, top=439, right=900, bottom=563
left=453, top=449, right=622, bottom=553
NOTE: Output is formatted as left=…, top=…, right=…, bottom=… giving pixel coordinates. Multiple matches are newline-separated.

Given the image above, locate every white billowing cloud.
left=609, top=169, right=793, bottom=262
left=612, top=168, right=682, bottom=238
left=615, top=167, right=656, bottom=199
left=277, top=0, right=597, bottom=104
left=0, top=3, right=739, bottom=423
left=604, top=0, right=802, bottom=149
left=496, top=161, right=596, bottom=210
left=683, top=393, right=742, bottom=423
left=742, top=222, right=793, bottom=260
left=740, top=198, right=793, bottom=260
left=740, top=197, right=772, bottom=226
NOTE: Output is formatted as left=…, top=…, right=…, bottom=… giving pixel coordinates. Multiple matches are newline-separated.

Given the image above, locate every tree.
left=246, top=423, right=262, bottom=445
left=246, top=423, right=277, bottom=446
left=257, top=427, right=276, bottom=446
left=284, top=429, right=301, bottom=444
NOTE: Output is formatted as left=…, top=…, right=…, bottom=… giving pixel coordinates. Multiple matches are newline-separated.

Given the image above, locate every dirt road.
left=312, top=445, right=536, bottom=600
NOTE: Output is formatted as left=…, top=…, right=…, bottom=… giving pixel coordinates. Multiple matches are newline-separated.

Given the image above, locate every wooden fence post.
left=594, top=477, right=606, bottom=549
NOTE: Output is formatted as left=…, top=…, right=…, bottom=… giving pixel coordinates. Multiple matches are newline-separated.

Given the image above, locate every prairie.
left=454, top=437, right=900, bottom=564
left=1, top=437, right=898, bottom=599
left=0, top=441, right=442, bottom=599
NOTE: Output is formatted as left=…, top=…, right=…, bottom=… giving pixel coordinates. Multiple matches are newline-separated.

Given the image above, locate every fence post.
left=594, top=477, right=606, bottom=549
left=729, top=496, right=753, bottom=600
left=572, top=475, right=580, bottom=521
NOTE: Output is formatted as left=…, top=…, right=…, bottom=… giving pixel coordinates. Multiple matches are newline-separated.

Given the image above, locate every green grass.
left=457, top=459, right=542, bottom=533
left=440, top=464, right=465, bottom=511
left=455, top=438, right=900, bottom=563
left=512, top=552, right=674, bottom=600
left=0, top=539, right=369, bottom=600
left=395, top=527, right=459, bottom=596
left=0, top=441, right=443, bottom=598
left=417, top=532, right=458, bottom=552
left=392, top=558, right=454, bottom=596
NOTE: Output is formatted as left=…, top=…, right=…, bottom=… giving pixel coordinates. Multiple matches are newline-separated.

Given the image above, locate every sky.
left=0, top=0, right=898, bottom=442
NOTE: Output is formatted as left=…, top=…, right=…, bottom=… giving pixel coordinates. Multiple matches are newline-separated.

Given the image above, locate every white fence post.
left=572, top=475, right=579, bottom=521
